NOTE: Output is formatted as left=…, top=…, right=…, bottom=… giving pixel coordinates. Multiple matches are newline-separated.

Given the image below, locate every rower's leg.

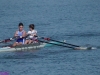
left=25, top=40, right=29, bottom=44
left=18, top=42, right=22, bottom=45
left=28, top=40, right=33, bottom=44
left=12, top=42, right=18, bottom=47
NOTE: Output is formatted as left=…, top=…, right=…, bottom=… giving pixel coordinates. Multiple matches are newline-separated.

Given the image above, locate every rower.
left=25, top=24, right=37, bottom=44
left=13, top=23, right=26, bottom=47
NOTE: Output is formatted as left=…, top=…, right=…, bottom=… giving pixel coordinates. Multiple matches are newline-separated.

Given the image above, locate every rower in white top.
left=25, top=24, right=37, bottom=44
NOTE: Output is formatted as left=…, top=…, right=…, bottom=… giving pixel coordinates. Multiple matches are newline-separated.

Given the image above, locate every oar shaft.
left=0, top=37, right=15, bottom=43
left=40, top=37, right=80, bottom=47
left=0, top=35, right=30, bottom=43
left=50, top=39, right=80, bottom=47
left=39, top=40, right=75, bottom=49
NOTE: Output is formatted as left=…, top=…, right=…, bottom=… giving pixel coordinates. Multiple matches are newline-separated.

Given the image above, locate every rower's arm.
left=32, top=30, right=37, bottom=36
left=32, top=33, right=37, bottom=36
left=14, top=31, right=18, bottom=37
left=22, top=31, right=26, bottom=38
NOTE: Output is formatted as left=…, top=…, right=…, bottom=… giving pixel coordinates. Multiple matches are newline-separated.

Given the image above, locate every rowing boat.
left=0, top=40, right=97, bottom=52
left=0, top=36, right=97, bottom=52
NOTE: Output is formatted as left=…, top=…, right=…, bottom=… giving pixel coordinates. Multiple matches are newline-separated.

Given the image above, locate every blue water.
left=0, top=0, right=100, bottom=75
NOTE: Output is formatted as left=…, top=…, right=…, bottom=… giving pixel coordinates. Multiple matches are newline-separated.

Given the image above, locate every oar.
left=0, top=37, right=15, bottom=43
left=39, top=40, right=94, bottom=50
left=37, top=36, right=80, bottom=47
left=38, top=40, right=75, bottom=49
left=0, top=34, right=30, bottom=43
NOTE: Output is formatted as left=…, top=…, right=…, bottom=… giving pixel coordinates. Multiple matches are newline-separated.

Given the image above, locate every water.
left=0, top=0, right=100, bottom=75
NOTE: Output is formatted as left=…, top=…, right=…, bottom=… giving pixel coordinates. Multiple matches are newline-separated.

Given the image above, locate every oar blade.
left=74, top=46, right=97, bottom=50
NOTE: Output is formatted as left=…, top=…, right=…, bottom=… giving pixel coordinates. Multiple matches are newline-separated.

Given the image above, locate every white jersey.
left=27, top=30, right=37, bottom=39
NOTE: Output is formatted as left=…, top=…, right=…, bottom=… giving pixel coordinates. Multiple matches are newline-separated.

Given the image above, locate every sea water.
left=0, top=0, right=100, bottom=75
